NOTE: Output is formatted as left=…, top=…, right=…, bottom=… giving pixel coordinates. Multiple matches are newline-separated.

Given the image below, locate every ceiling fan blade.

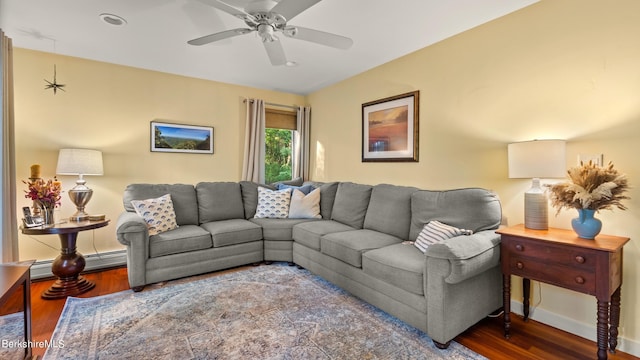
left=270, top=0, right=322, bottom=21
left=188, top=28, right=252, bottom=46
left=263, top=40, right=287, bottom=66
left=197, top=0, right=256, bottom=23
left=284, top=26, right=353, bottom=49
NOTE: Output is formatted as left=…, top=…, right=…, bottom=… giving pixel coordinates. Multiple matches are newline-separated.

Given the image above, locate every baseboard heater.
left=30, top=250, right=127, bottom=280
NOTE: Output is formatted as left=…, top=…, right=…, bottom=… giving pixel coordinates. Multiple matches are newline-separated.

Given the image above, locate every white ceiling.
left=0, top=0, right=538, bottom=95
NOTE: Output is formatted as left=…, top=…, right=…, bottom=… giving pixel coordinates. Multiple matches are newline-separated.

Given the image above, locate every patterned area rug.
left=44, top=264, right=486, bottom=359
left=0, top=312, right=25, bottom=360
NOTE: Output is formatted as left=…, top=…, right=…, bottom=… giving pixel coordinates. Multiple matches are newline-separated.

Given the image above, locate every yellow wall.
left=14, top=49, right=303, bottom=260
left=308, top=0, right=640, bottom=352
left=12, top=0, right=640, bottom=354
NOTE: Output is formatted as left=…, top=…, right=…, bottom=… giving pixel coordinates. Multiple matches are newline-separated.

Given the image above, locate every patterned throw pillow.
left=288, top=188, right=321, bottom=219
left=414, top=220, right=473, bottom=253
left=254, top=187, right=291, bottom=219
left=130, top=194, right=178, bottom=236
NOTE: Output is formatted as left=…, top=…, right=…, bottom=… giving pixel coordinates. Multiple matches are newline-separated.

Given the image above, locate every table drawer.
left=509, top=257, right=596, bottom=295
left=504, top=237, right=596, bottom=269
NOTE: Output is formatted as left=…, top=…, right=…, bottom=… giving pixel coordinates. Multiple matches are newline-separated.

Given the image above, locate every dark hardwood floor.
left=3, top=265, right=638, bottom=359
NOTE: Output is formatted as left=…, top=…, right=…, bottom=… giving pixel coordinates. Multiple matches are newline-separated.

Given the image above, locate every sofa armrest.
left=116, top=211, right=151, bottom=288
left=116, top=211, right=148, bottom=246
left=424, top=230, right=501, bottom=284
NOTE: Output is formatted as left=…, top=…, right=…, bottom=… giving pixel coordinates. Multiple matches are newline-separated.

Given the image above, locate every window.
left=265, top=109, right=296, bottom=184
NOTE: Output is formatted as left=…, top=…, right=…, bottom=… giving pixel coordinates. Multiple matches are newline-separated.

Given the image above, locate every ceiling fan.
left=187, top=0, right=353, bottom=66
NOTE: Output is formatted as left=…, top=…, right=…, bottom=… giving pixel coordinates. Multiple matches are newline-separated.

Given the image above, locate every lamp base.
left=68, top=185, right=93, bottom=222
left=69, top=211, right=90, bottom=222
left=524, top=178, right=549, bottom=230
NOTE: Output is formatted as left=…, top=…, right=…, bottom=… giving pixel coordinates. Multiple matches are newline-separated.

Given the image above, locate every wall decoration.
left=150, top=121, right=214, bottom=154
left=362, top=91, right=419, bottom=162
left=44, top=64, right=66, bottom=94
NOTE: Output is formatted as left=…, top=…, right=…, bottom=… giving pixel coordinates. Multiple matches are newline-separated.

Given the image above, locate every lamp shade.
left=508, top=140, right=566, bottom=179
left=56, top=149, right=104, bottom=176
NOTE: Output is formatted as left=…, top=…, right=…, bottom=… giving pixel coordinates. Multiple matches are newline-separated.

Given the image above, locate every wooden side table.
left=497, top=224, right=630, bottom=360
left=21, top=219, right=109, bottom=299
left=0, top=260, right=36, bottom=359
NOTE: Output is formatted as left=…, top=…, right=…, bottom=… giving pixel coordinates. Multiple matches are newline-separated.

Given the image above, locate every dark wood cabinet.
left=498, top=224, right=630, bottom=360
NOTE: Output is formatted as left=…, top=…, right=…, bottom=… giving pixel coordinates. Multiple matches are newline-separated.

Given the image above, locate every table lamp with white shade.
left=508, top=140, right=566, bottom=230
left=56, top=149, right=104, bottom=221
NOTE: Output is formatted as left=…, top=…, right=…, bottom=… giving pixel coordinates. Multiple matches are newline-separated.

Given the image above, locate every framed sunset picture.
left=362, top=91, right=419, bottom=162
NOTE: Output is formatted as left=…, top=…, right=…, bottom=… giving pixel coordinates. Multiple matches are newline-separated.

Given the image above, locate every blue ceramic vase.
left=571, top=208, right=602, bottom=239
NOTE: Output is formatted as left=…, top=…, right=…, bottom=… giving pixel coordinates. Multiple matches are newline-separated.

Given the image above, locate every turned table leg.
left=42, top=232, right=95, bottom=299
left=596, top=299, right=610, bottom=360
left=503, top=274, right=511, bottom=339
left=609, top=287, right=621, bottom=353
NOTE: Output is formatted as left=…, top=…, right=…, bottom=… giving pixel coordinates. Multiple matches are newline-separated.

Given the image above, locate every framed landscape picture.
left=151, top=121, right=214, bottom=154
left=362, top=91, right=419, bottom=162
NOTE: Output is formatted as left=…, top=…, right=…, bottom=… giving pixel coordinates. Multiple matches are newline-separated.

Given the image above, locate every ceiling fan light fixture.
left=99, top=13, right=127, bottom=27
left=258, top=24, right=278, bottom=43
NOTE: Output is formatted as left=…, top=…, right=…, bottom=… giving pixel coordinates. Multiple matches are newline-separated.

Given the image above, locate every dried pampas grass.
left=546, top=161, right=630, bottom=215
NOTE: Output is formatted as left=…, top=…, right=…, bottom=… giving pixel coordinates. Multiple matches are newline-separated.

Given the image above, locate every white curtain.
left=1, top=29, right=18, bottom=263
left=292, top=106, right=311, bottom=181
left=241, top=99, right=265, bottom=183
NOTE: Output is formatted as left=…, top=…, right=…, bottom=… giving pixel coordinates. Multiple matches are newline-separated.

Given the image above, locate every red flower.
left=24, top=177, right=62, bottom=208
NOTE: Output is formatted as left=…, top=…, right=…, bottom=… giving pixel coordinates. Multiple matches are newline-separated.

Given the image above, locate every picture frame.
left=362, top=91, right=419, bottom=162
left=150, top=121, right=214, bottom=154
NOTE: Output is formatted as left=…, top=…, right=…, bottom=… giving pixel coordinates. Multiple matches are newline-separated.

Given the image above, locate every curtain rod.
left=244, top=99, right=299, bottom=110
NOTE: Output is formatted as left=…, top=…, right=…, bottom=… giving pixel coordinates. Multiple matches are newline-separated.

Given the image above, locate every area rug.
left=44, top=264, right=485, bottom=359
left=0, top=312, right=25, bottom=360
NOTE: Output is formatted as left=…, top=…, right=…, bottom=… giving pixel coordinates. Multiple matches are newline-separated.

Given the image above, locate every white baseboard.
left=511, top=299, right=640, bottom=357
left=30, top=250, right=127, bottom=280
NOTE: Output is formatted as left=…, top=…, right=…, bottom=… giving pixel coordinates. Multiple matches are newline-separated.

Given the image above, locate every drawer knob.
left=575, top=276, right=585, bottom=284
left=516, top=261, right=524, bottom=269
left=575, top=256, right=585, bottom=264
left=515, top=244, right=524, bottom=251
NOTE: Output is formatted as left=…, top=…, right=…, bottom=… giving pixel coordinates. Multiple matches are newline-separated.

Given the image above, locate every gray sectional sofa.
left=116, top=180, right=503, bottom=348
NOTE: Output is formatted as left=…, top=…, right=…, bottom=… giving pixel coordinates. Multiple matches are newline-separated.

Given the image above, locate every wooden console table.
left=0, top=260, right=36, bottom=359
left=497, top=224, right=630, bottom=360
left=21, top=219, right=109, bottom=299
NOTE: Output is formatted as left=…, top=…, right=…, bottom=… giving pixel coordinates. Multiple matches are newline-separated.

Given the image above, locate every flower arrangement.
left=546, top=161, right=630, bottom=214
left=24, top=177, right=62, bottom=209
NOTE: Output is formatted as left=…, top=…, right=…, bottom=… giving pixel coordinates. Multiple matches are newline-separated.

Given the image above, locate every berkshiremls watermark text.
left=2, top=339, right=64, bottom=349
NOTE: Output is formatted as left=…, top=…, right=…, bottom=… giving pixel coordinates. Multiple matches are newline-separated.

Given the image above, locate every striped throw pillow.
left=414, top=220, right=473, bottom=253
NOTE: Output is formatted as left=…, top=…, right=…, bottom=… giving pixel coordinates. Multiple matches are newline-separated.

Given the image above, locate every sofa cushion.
left=320, top=229, right=401, bottom=268
left=363, top=184, right=418, bottom=239
left=250, top=218, right=317, bottom=240
left=292, top=220, right=355, bottom=251
left=196, top=182, right=245, bottom=223
left=414, top=221, right=473, bottom=253
left=149, top=225, right=212, bottom=258
left=123, top=184, right=198, bottom=226
left=288, top=188, right=321, bottom=219
left=330, top=182, right=372, bottom=228
left=130, top=194, right=178, bottom=236
left=276, top=183, right=315, bottom=195
left=200, top=219, right=263, bottom=247
left=409, top=188, right=502, bottom=241
left=308, top=181, right=339, bottom=219
left=255, top=187, right=291, bottom=219
left=239, top=181, right=276, bottom=219
left=271, top=177, right=303, bottom=188
left=363, top=243, right=425, bottom=295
